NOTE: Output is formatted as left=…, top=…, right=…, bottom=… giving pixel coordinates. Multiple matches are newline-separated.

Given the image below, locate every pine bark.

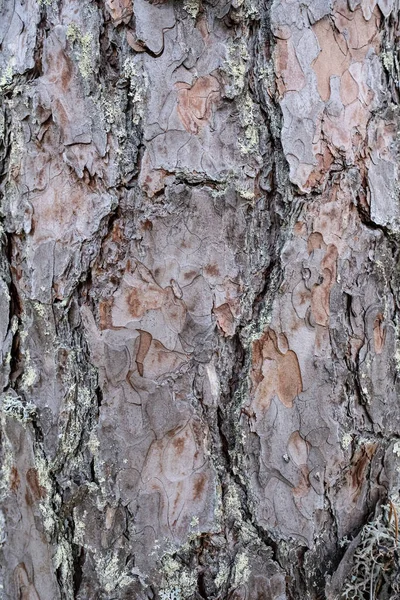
left=1, top=0, right=400, bottom=598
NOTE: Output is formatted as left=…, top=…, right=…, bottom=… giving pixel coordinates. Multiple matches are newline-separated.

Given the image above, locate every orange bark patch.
left=312, top=6, right=380, bottom=102
left=310, top=242, right=338, bottom=327
left=105, top=0, right=133, bottom=24
left=126, top=282, right=165, bottom=319
left=173, top=436, right=186, bottom=455
left=141, top=338, right=188, bottom=379
left=275, top=37, right=306, bottom=96
left=136, top=330, right=152, bottom=376
left=340, top=69, right=359, bottom=106
left=176, top=76, right=220, bottom=134
left=307, top=232, right=326, bottom=254
left=99, top=298, right=113, bottom=330
left=288, top=431, right=309, bottom=466
left=213, top=303, right=235, bottom=337
left=251, top=328, right=302, bottom=412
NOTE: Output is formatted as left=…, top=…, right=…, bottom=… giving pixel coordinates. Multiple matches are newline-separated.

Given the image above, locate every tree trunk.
left=1, top=0, right=400, bottom=598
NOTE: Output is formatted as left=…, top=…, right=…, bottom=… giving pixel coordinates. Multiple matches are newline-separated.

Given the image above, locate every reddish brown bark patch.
left=26, top=468, right=46, bottom=503
left=275, top=36, right=306, bottom=96
left=192, top=473, right=207, bottom=501
left=213, top=303, right=235, bottom=337
left=312, top=6, right=380, bottom=102
left=251, top=328, right=303, bottom=412
left=10, top=466, right=20, bottom=493
left=176, top=76, right=220, bottom=134
left=105, top=0, right=133, bottom=24
left=373, top=313, right=386, bottom=354
left=310, top=241, right=338, bottom=327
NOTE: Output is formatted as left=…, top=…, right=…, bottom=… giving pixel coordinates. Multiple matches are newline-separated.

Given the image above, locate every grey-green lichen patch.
left=54, top=382, right=92, bottom=464
left=53, top=539, right=75, bottom=595
left=232, top=550, right=250, bottom=587
left=72, top=507, right=86, bottom=545
left=0, top=417, right=14, bottom=502
left=183, top=0, right=200, bottom=19
left=34, top=450, right=75, bottom=598
left=21, top=350, right=38, bottom=390
left=122, top=57, right=148, bottom=126
left=0, top=393, right=37, bottom=423
left=237, top=93, right=260, bottom=156
left=342, top=496, right=400, bottom=599
left=0, top=65, right=13, bottom=92
left=381, top=43, right=400, bottom=80
left=93, top=550, right=136, bottom=595
left=214, top=560, right=230, bottom=588
left=66, top=23, right=95, bottom=80
left=341, top=433, right=353, bottom=451
left=159, top=554, right=197, bottom=600
left=224, top=39, right=249, bottom=99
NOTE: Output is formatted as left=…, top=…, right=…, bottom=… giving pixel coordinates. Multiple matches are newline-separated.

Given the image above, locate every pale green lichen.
left=100, top=95, right=118, bottom=127
left=160, top=588, right=182, bottom=600
left=33, top=446, right=75, bottom=599
left=10, top=316, right=18, bottom=334
left=236, top=187, right=255, bottom=201
left=214, top=561, right=230, bottom=588
left=382, top=50, right=395, bottom=71
left=341, top=433, right=353, bottom=451
left=54, top=539, right=75, bottom=592
left=33, top=301, right=53, bottom=338
left=233, top=551, right=250, bottom=587
left=0, top=419, right=14, bottom=502
left=66, top=23, right=94, bottom=80
left=88, top=428, right=100, bottom=455
left=52, top=381, right=94, bottom=472
left=381, top=43, right=399, bottom=80
left=35, top=453, right=75, bottom=596
left=158, top=544, right=199, bottom=600
left=21, top=350, right=38, bottom=390
left=237, top=93, right=260, bottom=156
left=0, top=65, right=13, bottom=91
left=73, top=508, right=86, bottom=545
left=94, top=550, right=135, bottom=594
left=183, top=0, right=200, bottom=18
left=122, top=58, right=148, bottom=126
left=342, top=496, right=400, bottom=599
left=159, top=560, right=197, bottom=600
left=224, top=39, right=249, bottom=98
left=393, top=441, right=400, bottom=457
left=1, top=394, right=37, bottom=423
left=190, top=514, right=199, bottom=529
left=225, top=486, right=242, bottom=522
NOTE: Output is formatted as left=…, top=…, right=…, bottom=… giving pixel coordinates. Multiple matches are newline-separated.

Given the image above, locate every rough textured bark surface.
left=1, top=0, right=400, bottom=598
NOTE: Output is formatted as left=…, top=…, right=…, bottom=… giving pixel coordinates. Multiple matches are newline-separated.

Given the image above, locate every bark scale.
left=0, top=0, right=400, bottom=598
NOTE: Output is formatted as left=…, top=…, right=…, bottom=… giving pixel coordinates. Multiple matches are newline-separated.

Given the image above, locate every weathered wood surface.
left=1, top=0, right=400, bottom=598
